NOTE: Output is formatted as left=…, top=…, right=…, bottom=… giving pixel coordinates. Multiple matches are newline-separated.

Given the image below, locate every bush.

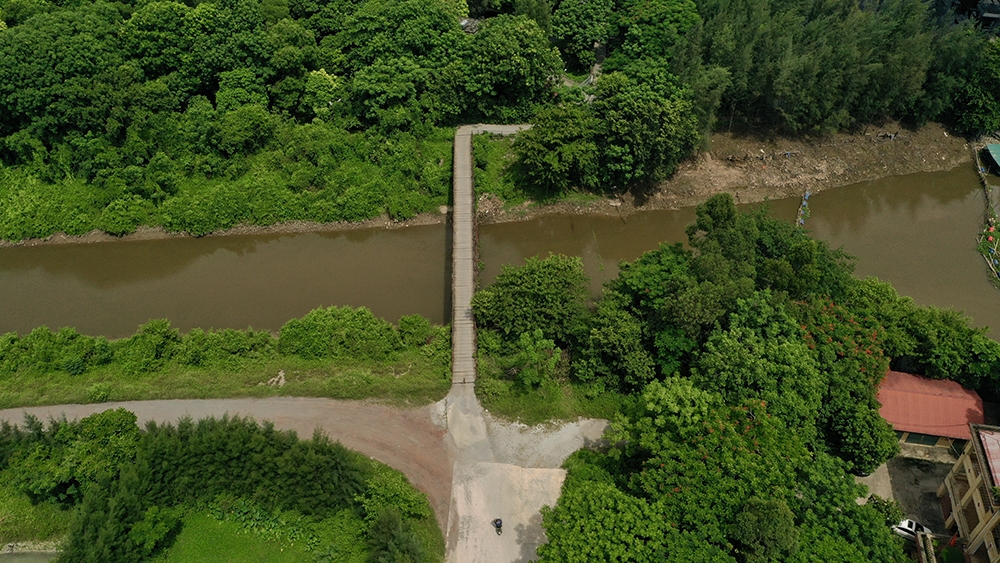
left=357, top=469, right=432, bottom=524
left=0, top=327, right=112, bottom=376
left=97, top=195, right=157, bottom=236
left=472, top=254, right=589, bottom=346
left=278, top=306, right=402, bottom=361
left=115, top=320, right=181, bottom=375
left=398, top=315, right=432, bottom=348
left=177, top=328, right=276, bottom=368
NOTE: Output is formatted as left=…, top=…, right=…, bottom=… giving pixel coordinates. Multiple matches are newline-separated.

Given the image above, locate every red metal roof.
left=877, top=370, right=984, bottom=440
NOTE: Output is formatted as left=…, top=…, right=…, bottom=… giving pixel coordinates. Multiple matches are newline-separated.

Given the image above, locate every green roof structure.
left=987, top=144, right=1000, bottom=170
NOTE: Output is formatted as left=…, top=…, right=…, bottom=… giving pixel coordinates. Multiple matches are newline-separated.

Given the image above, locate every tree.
left=216, top=68, right=269, bottom=114
left=366, top=507, right=427, bottom=563
left=692, top=292, right=824, bottom=441
left=10, top=409, right=140, bottom=507
left=537, top=480, right=667, bottom=562
left=464, top=15, right=562, bottom=122
left=304, top=68, right=342, bottom=120
left=122, top=1, right=193, bottom=80
left=552, top=0, right=614, bottom=72
left=572, top=290, right=655, bottom=390
left=0, top=4, right=123, bottom=141
left=832, top=403, right=898, bottom=476
left=605, top=0, right=701, bottom=68
left=514, top=0, right=552, bottom=37
left=472, top=254, right=588, bottom=345
left=334, top=0, right=466, bottom=74
left=500, top=329, right=561, bottom=389
left=350, top=57, right=425, bottom=129
left=731, top=497, right=799, bottom=563
left=791, top=297, right=897, bottom=472
left=512, top=104, right=599, bottom=196
left=956, top=39, right=1000, bottom=134
left=591, top=71, right=699, bottom=192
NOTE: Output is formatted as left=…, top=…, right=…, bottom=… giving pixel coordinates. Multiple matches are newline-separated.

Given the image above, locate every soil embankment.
left=478, top=122, right=976, bottom=222
left=0, top=122, right=977, bottom=247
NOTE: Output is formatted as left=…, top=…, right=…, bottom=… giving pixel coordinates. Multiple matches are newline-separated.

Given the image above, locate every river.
left=0, top=165, right=997, bottom=338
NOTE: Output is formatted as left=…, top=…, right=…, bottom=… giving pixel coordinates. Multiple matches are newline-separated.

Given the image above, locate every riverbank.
left=478, top=122, right=978, bottom=223
left=0, top=122, right=979, bottom=248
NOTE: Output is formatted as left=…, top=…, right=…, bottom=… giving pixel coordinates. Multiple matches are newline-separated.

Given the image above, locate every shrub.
left=278, top=306, right=401, bottom=361
left=0, top=327, right=112, bottom=376
left=356, top=469, right=432, bottom=524
left=115, top=320, right=181, bottom=375
left=398, top=315, right=432, bottom=348
left=97, top=195, right=156, bottom=236
left=472, top=254, right=589, bottom=346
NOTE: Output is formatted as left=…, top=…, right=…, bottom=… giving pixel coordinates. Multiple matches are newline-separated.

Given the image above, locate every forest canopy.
left=1, top=0, right=999, bottom=240
left=473, top=194, right=1000, bottom=561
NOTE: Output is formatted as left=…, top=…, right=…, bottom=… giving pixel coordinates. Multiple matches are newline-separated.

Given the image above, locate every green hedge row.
left=0, top=306, right=442, bottom=378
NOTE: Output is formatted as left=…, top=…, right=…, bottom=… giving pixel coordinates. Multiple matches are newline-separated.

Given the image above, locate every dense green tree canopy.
left=472, top=253, right=588, bottom=345
left=472, top=194, right=1000, bottom=558
left=534, top=378, right=907, bottom=562
left=1, top=0, right=998, bottom=240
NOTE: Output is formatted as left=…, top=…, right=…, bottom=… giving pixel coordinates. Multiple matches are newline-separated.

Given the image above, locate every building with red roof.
left=878, top=370, right=985, bottom=446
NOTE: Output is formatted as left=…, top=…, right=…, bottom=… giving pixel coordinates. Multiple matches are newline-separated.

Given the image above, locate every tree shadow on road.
left=513, top=512, right=547, bottom=563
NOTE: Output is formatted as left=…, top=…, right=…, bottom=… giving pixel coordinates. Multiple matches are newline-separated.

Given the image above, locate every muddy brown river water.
left=1, top=165, right=998, bottom=338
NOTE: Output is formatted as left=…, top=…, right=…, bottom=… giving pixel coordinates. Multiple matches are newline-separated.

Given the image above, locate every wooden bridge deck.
left=451, top=124, right=531, bottom=385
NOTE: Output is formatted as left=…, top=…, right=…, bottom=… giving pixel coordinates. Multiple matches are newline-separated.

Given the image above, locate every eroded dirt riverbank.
left=0, top=122, right=981, bottom=248
left=478, top=122, right=978, bottom=223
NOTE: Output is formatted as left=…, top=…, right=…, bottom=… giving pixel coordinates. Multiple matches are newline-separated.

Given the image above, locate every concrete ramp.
left=447, top=461, right=565, bottom=563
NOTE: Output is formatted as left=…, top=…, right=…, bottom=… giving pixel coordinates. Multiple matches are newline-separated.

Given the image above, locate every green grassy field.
left=474, top=352, right=627, bottom=424
left=0, top=474, right=69, bottom=544
left=0, top=350, right=451, bottom=410
left=155, top=511, right=311, bottom=563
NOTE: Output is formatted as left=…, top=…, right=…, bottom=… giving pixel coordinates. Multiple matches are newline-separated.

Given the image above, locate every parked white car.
left=893, top=519, right=928, bottom=542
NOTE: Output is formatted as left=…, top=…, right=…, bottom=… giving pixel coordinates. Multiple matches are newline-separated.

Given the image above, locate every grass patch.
left=155, top=511, right=311, bottom=563
left=556, top=191, right=603, bottom=205
left=474, top=351, right=627, bottom=425
left=0, top=474, right=69, bottom=544
left=472, top=134, right=524, bottom=205
left=0, top=350, right=451, bottom=410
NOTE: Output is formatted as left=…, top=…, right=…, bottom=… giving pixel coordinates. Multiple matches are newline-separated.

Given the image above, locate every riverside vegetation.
left=0, top=408, right=444, bottom=562
left=0, top=307, right=451, bottom=408
left=473, top=194, right=1000, bottom=561
left=2, top=0, right=1000, bottom=240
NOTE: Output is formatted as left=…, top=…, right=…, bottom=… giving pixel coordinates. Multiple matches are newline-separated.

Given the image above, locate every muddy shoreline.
left=0, top=122, right=986, bottom=248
